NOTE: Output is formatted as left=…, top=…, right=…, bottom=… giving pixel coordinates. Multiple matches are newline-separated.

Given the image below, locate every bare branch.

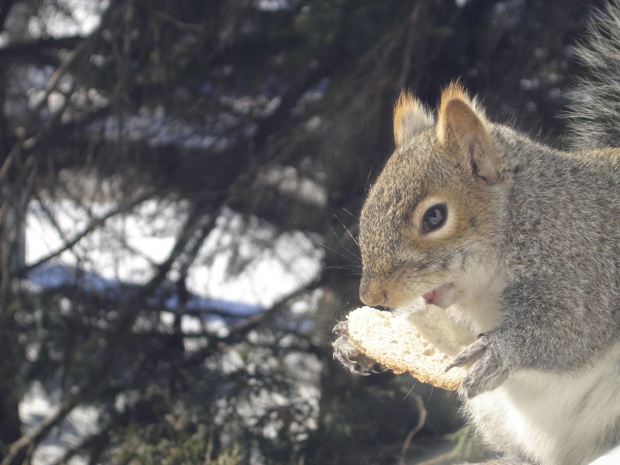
left=0, top=0, right=16, bottom=33
left=398, top=393, right=428, bottom=465
left=1, top=395, right=82, bottom=465
left=18, top=190, right=154, bottom=277
left=0, top=36, right=83, bottom=62
left=183, top=275, right=325, bottom=368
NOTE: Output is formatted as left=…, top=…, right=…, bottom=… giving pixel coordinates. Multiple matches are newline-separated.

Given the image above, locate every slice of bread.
left=345, top=305, right=474, bottom=390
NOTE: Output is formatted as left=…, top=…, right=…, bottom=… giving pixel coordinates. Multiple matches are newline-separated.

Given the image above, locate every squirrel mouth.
left=422, top=289, right=437, bottom=305
left=422, top=284, right=452, bottom=307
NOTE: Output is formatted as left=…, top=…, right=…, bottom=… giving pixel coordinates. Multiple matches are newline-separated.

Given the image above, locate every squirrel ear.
left=393, top=91, right=435, bottom=147
left=437, top=83, right=501, bottom=185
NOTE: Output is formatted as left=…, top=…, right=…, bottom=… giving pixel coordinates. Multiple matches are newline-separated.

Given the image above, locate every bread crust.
left=345, top=305, right=474, bottom=390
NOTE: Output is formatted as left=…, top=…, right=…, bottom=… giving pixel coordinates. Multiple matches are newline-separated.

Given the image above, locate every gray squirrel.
left=332, top=2, right=620, bottom=465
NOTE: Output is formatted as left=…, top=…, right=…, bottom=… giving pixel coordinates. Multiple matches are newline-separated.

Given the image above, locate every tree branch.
left=183, top=275, right=325, bottom=368
left=1, top=395, right=82, bottom=465
left=0, top=0, right=16, bottom=33
left=0, top=36, right=83, bottom=62
left=17, top=190, right=154, bottom=278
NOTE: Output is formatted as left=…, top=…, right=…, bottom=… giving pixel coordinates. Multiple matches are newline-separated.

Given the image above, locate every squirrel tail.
left=565, top=0, right=620, bottom=150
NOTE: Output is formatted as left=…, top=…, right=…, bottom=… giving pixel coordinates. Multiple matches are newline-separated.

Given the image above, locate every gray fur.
left=566, top=0, right=620, bottom=149
left=489, top=127, right=620, bottom=374
left=333, top=2, right=620, bottom=463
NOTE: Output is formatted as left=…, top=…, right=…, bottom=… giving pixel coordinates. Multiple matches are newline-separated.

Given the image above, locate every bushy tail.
left=566, top=0, right=620, bottom=150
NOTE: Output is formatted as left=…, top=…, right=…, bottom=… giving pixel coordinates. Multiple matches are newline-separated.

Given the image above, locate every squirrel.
left=332, top=2, right=620, bottom=465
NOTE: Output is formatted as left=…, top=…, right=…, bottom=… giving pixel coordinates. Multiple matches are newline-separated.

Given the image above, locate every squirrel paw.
left=448, top=333, right=508, bottom=399
left=332, top=320, right=387, bottom=376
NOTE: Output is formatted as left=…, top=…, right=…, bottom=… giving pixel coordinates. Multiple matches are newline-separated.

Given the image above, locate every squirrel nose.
left=359, top=275, right=387, bottom=306
left=361, top=291, right=387, bottom=307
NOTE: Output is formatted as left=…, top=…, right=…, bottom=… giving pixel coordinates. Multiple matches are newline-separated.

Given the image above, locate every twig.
left=1, top=395, right=82, bottom=465
left=182, top=276, right=325, bottom=368
left=18, top=191, right=154, bottom=277
left=399, top=392, right=428, bottom=465
left=397, top=3, right=425, bottom=89
left=415, top=450, right=456, bottom=465
left=50, top=420, right=116, bottom=465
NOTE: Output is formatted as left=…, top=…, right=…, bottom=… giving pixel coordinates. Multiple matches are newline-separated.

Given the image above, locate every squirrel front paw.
left=448, top=333, right=508, bottom=399
left=332, top=320, right=387, bottom=375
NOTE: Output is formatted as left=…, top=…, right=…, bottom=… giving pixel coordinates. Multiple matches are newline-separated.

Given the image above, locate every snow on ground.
left=26, top=199, right=322, bottom=307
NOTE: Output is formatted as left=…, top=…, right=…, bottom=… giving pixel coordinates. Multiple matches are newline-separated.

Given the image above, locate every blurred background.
left=0, top=0, right=601, bottom=464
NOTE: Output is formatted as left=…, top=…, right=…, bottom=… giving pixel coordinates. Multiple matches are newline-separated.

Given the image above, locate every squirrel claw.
left=456, top=333, right=508, bottom=399
left=332, top=320, right=349, bottom=335
left=332, top=320, right=387, bottom=376
left=449, top=334, right=489, bottom=370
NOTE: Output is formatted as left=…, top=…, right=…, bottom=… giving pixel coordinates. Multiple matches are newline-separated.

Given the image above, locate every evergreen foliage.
left=0, top=0, right=598, bottom=463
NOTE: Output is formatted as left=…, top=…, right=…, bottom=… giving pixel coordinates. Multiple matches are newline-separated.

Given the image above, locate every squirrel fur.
left=333, top=2, right=620, bottom=465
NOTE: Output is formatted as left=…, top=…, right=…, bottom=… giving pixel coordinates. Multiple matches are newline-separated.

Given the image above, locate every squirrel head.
left=359, top=82, right=504, bottom=309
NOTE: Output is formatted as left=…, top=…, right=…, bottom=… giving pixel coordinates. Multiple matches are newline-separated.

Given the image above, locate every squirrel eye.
left=421, top=203, right=447, bottom=233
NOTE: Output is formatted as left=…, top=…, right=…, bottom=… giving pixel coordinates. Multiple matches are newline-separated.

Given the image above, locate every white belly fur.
left=464, top=343, right=620, bottom=465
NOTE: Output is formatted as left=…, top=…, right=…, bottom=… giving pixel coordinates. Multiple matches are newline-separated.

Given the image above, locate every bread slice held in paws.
left=344, top=305, right=474, bottom=390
